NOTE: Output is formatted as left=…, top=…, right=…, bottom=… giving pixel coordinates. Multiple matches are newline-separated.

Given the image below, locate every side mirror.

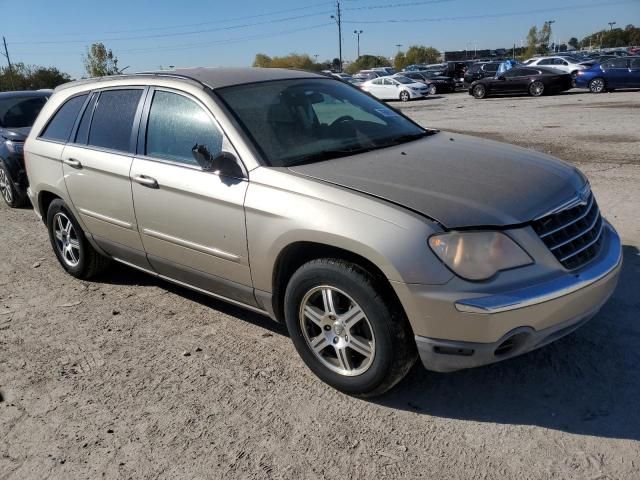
left=191, top=145, right=244, bottom=179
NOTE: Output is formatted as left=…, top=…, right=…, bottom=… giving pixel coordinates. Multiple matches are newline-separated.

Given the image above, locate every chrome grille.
left=532, top=192, right=604, bottom=270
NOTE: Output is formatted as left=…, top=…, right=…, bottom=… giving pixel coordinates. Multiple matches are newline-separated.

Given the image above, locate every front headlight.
left=5, top=140, right=24, bottom=155
left=428, top=231, right=532, bottom=281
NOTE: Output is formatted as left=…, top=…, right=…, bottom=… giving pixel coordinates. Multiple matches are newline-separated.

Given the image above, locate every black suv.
left=0, top=90, right=50, bottom=207
left=464, top=62, right=501, bottom=84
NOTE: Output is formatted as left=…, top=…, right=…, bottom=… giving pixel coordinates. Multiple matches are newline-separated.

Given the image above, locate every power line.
left=6, top=1, right=335, bottom=38
left=343, top=0, right=635, bottom=24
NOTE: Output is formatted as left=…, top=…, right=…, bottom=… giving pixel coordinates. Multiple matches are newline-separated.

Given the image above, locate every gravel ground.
left=1, top=89, right=639, bottom=480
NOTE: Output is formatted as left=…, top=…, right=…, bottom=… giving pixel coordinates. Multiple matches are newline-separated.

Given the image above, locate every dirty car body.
left=25, top=68, right=621, bottom=396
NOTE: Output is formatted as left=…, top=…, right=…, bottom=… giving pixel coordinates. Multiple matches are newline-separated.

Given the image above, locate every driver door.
left=381, top=78, right=397, bottom=99
left=130, top=87, right=255, bottom=306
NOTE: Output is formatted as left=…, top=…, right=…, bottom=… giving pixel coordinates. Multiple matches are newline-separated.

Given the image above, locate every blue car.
left=575, top=56, right=640, bottom=93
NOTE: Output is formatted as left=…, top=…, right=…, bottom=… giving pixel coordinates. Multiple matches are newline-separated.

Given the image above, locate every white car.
left=360, top=75, right=429, bottom=101
left=523, top=56, right=586, bottom=76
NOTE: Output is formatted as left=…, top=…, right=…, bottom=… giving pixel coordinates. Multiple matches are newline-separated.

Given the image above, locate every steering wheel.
left=330, top=115, right=354, bottom=127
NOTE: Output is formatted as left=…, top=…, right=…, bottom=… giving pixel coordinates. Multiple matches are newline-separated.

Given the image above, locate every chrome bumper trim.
left=455, top=224, right=622, bottom=314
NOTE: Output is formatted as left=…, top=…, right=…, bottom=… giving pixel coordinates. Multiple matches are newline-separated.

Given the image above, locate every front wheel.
left=589, top=77, right=606, bottom=93
left=284, top=259, right=417, bottom=397
left=428, top=84, right=437, bottom=96
left=0, top=163, right=27, bottom=208
left=529, top=81, right=545, bottom=97
left=399, top=90, right=410, bottom=102
left=46, top=199, right=109, bottom=279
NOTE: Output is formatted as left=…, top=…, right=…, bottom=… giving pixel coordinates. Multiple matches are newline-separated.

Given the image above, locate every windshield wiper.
left=383, top=131, right=433, bottom=146
left=286, top=146, right=375, bottom=166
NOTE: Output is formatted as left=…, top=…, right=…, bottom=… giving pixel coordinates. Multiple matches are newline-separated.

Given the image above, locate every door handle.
left=64, top=158, right=82, bottom=169
left=132, top=174, right=159, bottom=189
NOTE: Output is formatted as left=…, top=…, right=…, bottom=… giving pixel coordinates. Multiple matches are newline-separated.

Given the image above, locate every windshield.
left=394, top=76, right=414, bottom=84
left=0, top=95, right=48, bottom=129
left=217, top=78, right=429, bottom=167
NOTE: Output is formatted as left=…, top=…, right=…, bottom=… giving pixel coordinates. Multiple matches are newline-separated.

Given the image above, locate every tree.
left=393, top=45, right=440, bottom=70
left=344, top=55, right=391, bottom=74
left=539, top=22, right=552, bottom=52
left=252, top=53, right=324, bottom=71
left=252, top=54, right=272, bottom=68
left=524, top=26, right=538, bottom=59
left=393, top=51, right=406, bottom=70
left=568, top=37, right=579, bottom=49
left=83, top=42, right=120, bottom=77
left=0, top=63, right=71, bottom=90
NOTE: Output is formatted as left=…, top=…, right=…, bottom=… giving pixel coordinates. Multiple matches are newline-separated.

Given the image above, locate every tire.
left=0, top=162, right=27, bottom=208
left=284, top=259, right=417, bottom=397
left=529, top=80, right=545, bottom=97
left=399, top=91, right=410, bottom=102
left=472, top=84, right=486, bottom=99
left=589, top=77, right=606, bottom=93
left=428, top=84, right=437, bottom=96
left=46, top=199, right=109, bottom=279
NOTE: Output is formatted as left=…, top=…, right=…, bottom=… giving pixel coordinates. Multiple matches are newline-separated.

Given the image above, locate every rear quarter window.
left=40, top=94, right=88, bottom=142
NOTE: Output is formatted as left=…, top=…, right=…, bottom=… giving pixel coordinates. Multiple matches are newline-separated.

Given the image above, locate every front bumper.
left=400, top=223, right=622, bottom=372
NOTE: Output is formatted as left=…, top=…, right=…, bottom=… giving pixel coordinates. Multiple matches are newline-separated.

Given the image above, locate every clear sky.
left=4, top=0, right=639, bottom=78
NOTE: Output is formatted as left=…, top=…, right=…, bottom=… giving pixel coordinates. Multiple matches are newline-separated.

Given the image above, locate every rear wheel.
left=589, top=77, right=606, bottom=93
left=46, top=199, right=109, bottom=279
left=529, top=81, right=545, bottom=97
left=0, top=163, right=27, bottom=208
left=472, top=84, right=486, bottom=99
left=284, top=259, right=417, bottom=397
left=399, top=90, right=410, bottom=102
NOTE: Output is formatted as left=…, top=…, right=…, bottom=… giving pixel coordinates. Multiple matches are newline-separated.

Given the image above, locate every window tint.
left=88, top=89, right=142, bottom=152
left=538, top=59, right=554, bottom=65
left=74, top=92, right=98, bottom=144
left=554, top=58, right=568, bottom=65
left=0, top=96, right=48, bottom=129
left=40, top=94, right=87, bottom=142
left=484, top=63, right=499, bottom=72
left=631, top=58, right=640, bottom=69
left=145, top=90, right=222, bottom=166
left=604, top=58, right=628, bottom=68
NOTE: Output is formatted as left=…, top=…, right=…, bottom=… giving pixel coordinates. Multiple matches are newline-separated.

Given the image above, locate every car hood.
left=288, top=132, right=585, bottom=228
left=0, top=126, right=31, bottom=142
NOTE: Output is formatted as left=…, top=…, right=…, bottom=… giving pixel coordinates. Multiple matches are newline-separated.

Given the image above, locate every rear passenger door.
left=62, top=87, right=151, bottom=268
left=629, top=57, right=640, bottom=87
left=601, top=58, right=629, bottom=88
left=129, top=88, right=255, bottom=306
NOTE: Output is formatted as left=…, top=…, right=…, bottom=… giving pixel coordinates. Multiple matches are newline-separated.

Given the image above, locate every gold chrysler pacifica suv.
left=24, top=68, right=622, bottom=396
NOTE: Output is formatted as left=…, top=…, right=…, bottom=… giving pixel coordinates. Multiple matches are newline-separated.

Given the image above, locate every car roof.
left=55, top=67, right=324, bottom=93
left=0, top=90, right=51, bottom=99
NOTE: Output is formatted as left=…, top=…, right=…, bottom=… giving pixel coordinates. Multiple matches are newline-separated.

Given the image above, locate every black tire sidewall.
left=473, top=85, right=485, bottom=99
left=530, top=81, right=544, bottom=96
left=284, top=262, right=397, bottom=395
left=46, top=199, right=90, bottom=278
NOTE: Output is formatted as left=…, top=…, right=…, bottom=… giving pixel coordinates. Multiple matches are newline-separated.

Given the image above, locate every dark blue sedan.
left=575, top=57, right=640, bottom=93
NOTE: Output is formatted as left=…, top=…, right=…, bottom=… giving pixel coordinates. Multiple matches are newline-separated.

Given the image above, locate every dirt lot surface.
left=2, top=89, right=639, bottom=479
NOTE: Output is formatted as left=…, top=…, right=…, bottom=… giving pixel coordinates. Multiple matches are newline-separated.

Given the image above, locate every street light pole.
left=354, top=30, right=363, bottom=59
left=546, top=20, right=556, bottom=53
left=330, top=1, right=343, bottom=72
left=608, top=21, right=616, bottom=31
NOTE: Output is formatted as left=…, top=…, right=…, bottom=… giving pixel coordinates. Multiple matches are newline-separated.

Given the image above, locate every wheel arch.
left=270, top=241, right=407, bottom=325
left=37, top=190, right=63, bottom=223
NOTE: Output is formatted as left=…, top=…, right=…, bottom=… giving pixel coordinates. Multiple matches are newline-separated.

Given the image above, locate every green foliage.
left=252, top=53, right=324, bottom=71
left=0, top=63, right=71, bottom=91
left=580, top=25, right=640, bottom=48
left=524, top=26, right=538, bottom=59
left=83, top=42, right=120, bottom=77
left=568, top=37, right=579, bottom=49
left=344, top=55, right=390, bottom=74
left=393, top=45, right=440, bottom=70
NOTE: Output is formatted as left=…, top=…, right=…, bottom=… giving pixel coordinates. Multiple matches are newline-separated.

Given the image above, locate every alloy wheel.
left=590, top=78, right=605, bottom=93
left=428, top=84, right=437, bottom=95
left=530, top=81, right=544, bottom=97
left=53, top=212, right=81, bottom=267
left=473, top=84, right=485, bottom=99
left=0, top=168, right=13, bottom=205
left=298, top=286, right=375, bottom=376
left=400, top=91, right=410, bottom=102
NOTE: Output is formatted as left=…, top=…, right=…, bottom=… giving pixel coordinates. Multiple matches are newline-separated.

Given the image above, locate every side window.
left=604, top=58, right=628, bottom=69
left=631, top=58, right=640, bottom=69
left=88, top=89, right=143, bottom=152
left=145, top=90, right=223, bottom=167
left=74, top=92, right=98, bottom=144
left=40, top=94, right=88, bottom=142
left=538, top=59, right=553, bottom=65
left=383, top=78, right=394, bottom=85
left=484, top=63, right=498, bottom=72
left=371, top=78, right=383, bottom=85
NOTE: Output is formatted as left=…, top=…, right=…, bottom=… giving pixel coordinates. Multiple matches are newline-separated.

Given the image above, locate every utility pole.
left=330, top=1, right=343, bottom=72
left=1, top=36, right=16, bottom=90
left=354, top=30, right=363, bottom=59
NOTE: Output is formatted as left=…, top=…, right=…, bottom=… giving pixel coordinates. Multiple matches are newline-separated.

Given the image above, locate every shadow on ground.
left=375, top=244, right=640, bottom=441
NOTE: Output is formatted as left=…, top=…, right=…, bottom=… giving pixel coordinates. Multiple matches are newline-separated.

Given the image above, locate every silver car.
left=25, top=68, right=621, bottom=396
